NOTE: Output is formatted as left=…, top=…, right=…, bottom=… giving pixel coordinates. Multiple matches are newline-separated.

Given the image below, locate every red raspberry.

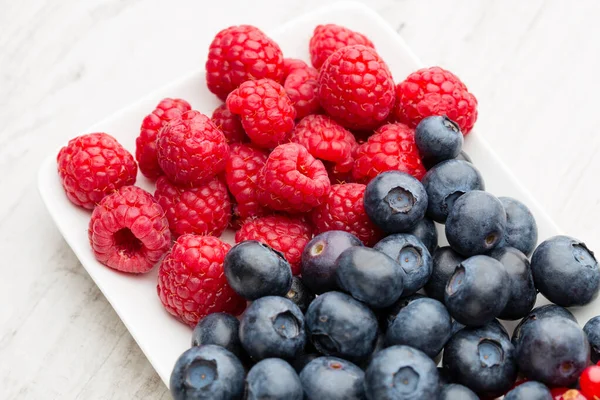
left=235, top=215, right=312, bottom=275
left=283, top=58, right=310, bottom=76
left=135, top=98, right=191, bottom=179
left=211, top=104, right=248, bottom=144
left=352, top=123, right=426, bottom=183
left=206, top=25, right=284, bottom=100
left=257, top=143, right=331, bottom=213
left=224, top=143, right=269, bottom=220
left=154, top=176, right=231, bottom=238
left=88, top=186, right=171, bottom=273
left=393, top=66, right=478, bottom=134
left=57, top=133, right=137, bottom=209
left=318, top=45, right=395, bottom=130
left=283, top=60, right=320, bottom=119
left=309, top=24, right=374, bottom=69
left=157, top=234, right=246, bottom=327
left=311, top=183, right=383, bottom=246
left=226, top=78, right=296, bottom=149
left=580, top=365, right=600, bottom=399
left=156, top=110, right=229, bottom=186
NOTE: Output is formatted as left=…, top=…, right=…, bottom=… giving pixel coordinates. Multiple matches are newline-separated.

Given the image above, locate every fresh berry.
left=580, top=365, right=600, bottom=400
left=206, top=25, right=284, bottom=100
left=550, top=388, right=589, bottom=400
left=300, top=357, right=365, bottom=400
left=136, top=98, right=191, bottom=179
left=239, top=296, right=306, bottom=361
left=245, top=359, right=303, bottom=400
left=285, top=276, right=315, bottom=312
left=191, top=313, right=244, bottom=360
left=157, top=235, right=246, bottom=327
left=309, top=24, right=374, bottom=69
left=257, top=143, right=331, bottom=213
left=415, top=116, right=464, bottom=167
left=226, top=78, right=296, bottom=149
left=156, top=110, right=229, bottom=186
left=210, top=104, right=248, bottom=143
left=394, top=66, right=478, bottom=134
left=224, top=240, right=292, bottom=300
left=406, top=217, right=438, bottom=254
left=512, top=305, right=577, bottom=349
left=504, top=381, right=552, bottom=400
left=154, top=175, right=231, bottom=237
left=318, top=45, right=395, bottom=130
left=88, top=186, right=170, bottom=273
left=234, top=214, right=312, bottom=275
left=57, top=133, right=137, bottom=209
left=311, top=183, right=383, bottom=246
left=439, top=384, right=479, bottom=400
left=384, top=293, right=427, bottom=330
left=170, top=345, right=244, bottom=400
left=283, top=58, right=310, bottom=75
left=584, top=316, right=600, bottom=363
left=283, top=60, right=320, bottom=119
left=499, top=197, right=538, bottom=256
left=352, top=123, right=426, bottom=183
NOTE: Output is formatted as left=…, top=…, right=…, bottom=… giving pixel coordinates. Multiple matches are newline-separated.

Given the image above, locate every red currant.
left=580, top=365, right=600, bottom=399
left=551, top=387, right=589, bottom=400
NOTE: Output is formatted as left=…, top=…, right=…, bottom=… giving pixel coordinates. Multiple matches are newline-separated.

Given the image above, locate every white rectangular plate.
left=39, top=0, right=582, bottom=387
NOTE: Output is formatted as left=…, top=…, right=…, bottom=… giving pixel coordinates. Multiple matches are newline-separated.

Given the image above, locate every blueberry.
left=364, top=345, right=439, bottom=400
left=192, top=313, right=244, bottom=360
left=531, top=235, right=600, bottom=307
left=445, top=190, right=506, bottom=256
left=224, top=240, right=292, bottom=300
left=422, top=159, right=484, bottom=223
left=374, top=234, right=432, bottom=295
left=451, top=320, right=465, bottom=335
left=335, top=247, right=405, bottom=308
left=384, top=293, right=427, bottom=329
left=515, top=316, right=589, bottom=387
left=512, top=304, right=576, bottom=348
left=415, top=116, right=463, bottom=167
left=385, top=297, right=452, bottom=359
left=489, top=246, right=537, bottom=320
left=245, top=358, right=303, bottom=400
left=239, top=296, right=306, bottom=361
left=499, top=197, right=538, bottom=256
left=584, top=316, right=600, bottom=363
left=285, top=276, right=315, bottom=312
left=305, top=291, right=378, bottom=362
left=363, top=171, right=428, bottom=233
left=299, top=357, right=365, bottom=400
left=301, top=231, right=363, bottom=294
left=443, top=323, right=517, bottom=398
left=438, top=383, right=478, bottom=400
left=444, top=255, right=510, bottom=326
left=455, top=151, right=472, bottom=163
left=504, top=381, right=552, bottom=400
left=405, top=217, right=438, bottom=254
left=424, top=246, right=464, bottom=302
left=170, top=345, right=245, bottom=400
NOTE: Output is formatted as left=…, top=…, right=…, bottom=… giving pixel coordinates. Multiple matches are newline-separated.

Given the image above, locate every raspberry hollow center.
left=113, top=228, right=143, bottom=257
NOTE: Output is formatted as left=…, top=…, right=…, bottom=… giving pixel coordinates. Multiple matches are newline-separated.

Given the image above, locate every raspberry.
left=135, top=98, right=191, bottom=179
left=206, top=25, right=284, bottom=100
left=210, top=104, right=248, bottom=144
left=226, top=78, right=296, bottom=149
left=283, top=60, right=320, bottom=119
left=157, top=234, right=246, bottom=327
left=224, top=143, right=269, bottom=220
left=257, top=143, right=331, bottom=213
left=154, top=175, right=231, bottom=238
left=235, top=215, right=313, bottom=275
left=311, top=183, right=383, bottom=246
left=57, top=133, right=137, bottom=209
left=318, top=45, right=395, bottom=130
left=283, top=58, right=310, bottom=76
left=394, top=66, right=478, bottom=134
left=309, top=24, right=375, bottom=69
left=88, top=186, right=171, bottom=273
left=352, top=123, right=425, bottom=183
left=156, top=110, right=229, bottom=186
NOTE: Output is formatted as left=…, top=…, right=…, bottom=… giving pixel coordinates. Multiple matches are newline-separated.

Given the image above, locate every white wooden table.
left=1, top=0, right=599, bottom=398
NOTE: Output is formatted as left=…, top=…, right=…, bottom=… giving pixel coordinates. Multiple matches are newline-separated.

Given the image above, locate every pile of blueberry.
left=169, top=116, right=600, bottom=400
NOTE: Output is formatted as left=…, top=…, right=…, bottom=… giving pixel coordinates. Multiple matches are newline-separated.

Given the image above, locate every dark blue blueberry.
left=424, top=246, right=464, bottom=302
left=504, top=381, right=552, bottom=400
left=512, top=304, right=576, bottom=348
left=224, top=240, right=292, bottom=300
left=451, top=320, right=465, bottom=335
left=515, top=316, right=589, bottom=387
left=489, top=246, right=537, bottom=320
left=438, top=383, right=478, bottom=400
left=499, top=197, right=538, bottom=256
left=290, top=353, right=320, bottom=374
left=364, top=345, right=439, bottom=400
left=584, top=316, right=600, bottom=363
left=245, top=358, right=303, bottom=400
left=531, top=235, right=600, bottom=307
left=374, top=234, right=432, bottom=295
left=192, top=313, right=244, bottom=360
left=305, top=291, right=378, bottom=362
left=455, top=150, right=472, bottom=163
left=422, top=159, right=484, bottom=223
left=170, top=344, right=245, bottom=400
left=300, top=357, right=365, bottom=400
left=445, top=190, right=506, bottom=256
left=383, top=293, right=427, bottom=329
left=405, top=217, right=438, bottom=254
left=285, top=276, right=315, bottom=312
left=239, top=296, right=306, bottom=361
left=335, top=247, right=405, bottom=308
left=385, top=298, right=452, bottom=359
left=363, top=171, right=428, bottom=233
left=301, top=231, right=363, bottom=294
left=444, top=255, right=510, bottom=326
left=443, top=323, right=517, bottom=398
left=415, top=116, right=463, bottom=167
